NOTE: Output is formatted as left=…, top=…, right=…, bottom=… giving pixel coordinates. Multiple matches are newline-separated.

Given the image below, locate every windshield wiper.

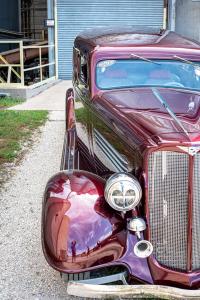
left=130, top=53, right=161, bottom=65
left=174, top=55, right=200, bottom=68
left=152, top=88, right=189, bottom=137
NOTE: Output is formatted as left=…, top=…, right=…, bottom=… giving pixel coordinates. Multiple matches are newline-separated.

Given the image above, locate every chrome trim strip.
left=192, top=153, right=200, bottom=270
left=94, top=129, right=128, bottom=172
left=60, top=134, right=67, bottom=171
left=67, top=129, right=76, bottom=171
left=72, top=271, right=127, bottom=285
left=94, top=129, right=127, bottom=164
left=96, top=135, right=127, bottom=171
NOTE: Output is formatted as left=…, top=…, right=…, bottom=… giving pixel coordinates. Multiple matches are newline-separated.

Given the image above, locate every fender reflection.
left=42, top=171, right=126, bottom=270
left=42, top=170, right=153, bottom=284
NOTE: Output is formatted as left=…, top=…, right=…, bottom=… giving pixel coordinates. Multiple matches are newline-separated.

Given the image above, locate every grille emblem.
left=189, top=147, right=200, bottom=156
left=177, top=146, right=200, bottom=156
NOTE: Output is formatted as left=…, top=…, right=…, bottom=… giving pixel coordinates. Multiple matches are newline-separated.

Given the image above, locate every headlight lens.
left=104, top=173, right=142, bottom=211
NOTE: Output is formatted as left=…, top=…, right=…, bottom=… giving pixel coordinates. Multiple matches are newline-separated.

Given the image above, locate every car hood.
left=94, top=87, right=200, bottom=146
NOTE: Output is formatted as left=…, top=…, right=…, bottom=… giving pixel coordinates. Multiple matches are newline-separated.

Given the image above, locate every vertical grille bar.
left=187, top=155, right=193, bottom=272
left=192, top=153, right=200, bottom=270
left=148, top=151, right=189, bottom=271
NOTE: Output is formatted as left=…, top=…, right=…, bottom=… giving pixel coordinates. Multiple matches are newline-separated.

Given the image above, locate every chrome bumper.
left=67, top=282, right=200, bottom=299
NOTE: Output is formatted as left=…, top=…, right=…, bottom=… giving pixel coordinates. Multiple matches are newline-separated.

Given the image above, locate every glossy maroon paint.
left=42, top=27, right=200, bottom=288
left=93, top=88, right=200, bottom=146
left=42, top=170, right=153, bottom=283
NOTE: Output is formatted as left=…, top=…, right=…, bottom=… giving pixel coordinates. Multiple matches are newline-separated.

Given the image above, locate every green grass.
left=75, top=106, right=88, bottom=124
left=0, top=110, right=48, bottom=164
left=0, top=97, right=25, bottom=108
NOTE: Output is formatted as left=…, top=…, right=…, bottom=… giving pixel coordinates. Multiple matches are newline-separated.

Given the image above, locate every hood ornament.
left=189, top=146, right=200, bottom=156
left=187, top=98, right=195, bottom=112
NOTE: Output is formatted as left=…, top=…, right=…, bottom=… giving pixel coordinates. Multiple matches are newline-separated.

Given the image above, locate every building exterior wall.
left=0, top=0, right=19, bottom=32
left=175, top=0, right=200, bottom=42
left=21, top=0, right=47, bottom=40
left=56, top=0, right=164, bottom=79
left=31, top=0, right=47, bottom=40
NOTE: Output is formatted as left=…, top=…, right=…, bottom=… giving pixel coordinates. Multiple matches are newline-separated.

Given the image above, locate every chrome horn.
left=134, top=240, right=153, bottom=258
left=128, top=217, right=153, bottom=258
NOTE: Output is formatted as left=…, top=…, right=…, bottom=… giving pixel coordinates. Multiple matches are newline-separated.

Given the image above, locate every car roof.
left=74, top=26, right=200, bottom=53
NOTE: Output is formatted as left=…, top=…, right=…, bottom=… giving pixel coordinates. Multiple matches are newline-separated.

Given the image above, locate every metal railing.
left=0, top=40, right=56, bottom=88
left=0, top=41, right=23, bottom=86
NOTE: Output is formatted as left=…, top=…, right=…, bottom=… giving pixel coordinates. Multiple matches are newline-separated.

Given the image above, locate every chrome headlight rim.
left=104, top=173, right=142, bottom=212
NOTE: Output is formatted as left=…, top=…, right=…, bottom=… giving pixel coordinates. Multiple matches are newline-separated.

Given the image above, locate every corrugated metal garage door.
left=57, top=0, right=164, bottom=79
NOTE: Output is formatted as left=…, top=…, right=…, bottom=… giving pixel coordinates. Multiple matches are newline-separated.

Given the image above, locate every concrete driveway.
left=9, top=80, right=71, bottom=111
left=0, top=80, right=79, bottom=299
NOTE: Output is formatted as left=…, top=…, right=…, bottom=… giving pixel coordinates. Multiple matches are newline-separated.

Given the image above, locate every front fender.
left=42, top=170, right=126, bottom=273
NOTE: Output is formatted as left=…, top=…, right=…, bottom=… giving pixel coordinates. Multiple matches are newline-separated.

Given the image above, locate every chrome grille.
left=148, top=151, right=189, bottom=271
left=192, top=153, right=200, bottom=270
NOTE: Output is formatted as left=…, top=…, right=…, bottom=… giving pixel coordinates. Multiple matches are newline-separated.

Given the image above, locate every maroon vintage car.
left=42, top=27, right=200, bottom=298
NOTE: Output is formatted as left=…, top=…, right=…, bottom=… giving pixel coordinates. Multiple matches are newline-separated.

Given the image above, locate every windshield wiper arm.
left=152, top=88, right=189, bottom=137
left=130, top=53, right=161, bottom=65
left=174, top=55, right=200, bottom=68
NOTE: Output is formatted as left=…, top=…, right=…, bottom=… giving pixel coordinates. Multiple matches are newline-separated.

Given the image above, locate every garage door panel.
left=57, top=0, right=164, bottom=79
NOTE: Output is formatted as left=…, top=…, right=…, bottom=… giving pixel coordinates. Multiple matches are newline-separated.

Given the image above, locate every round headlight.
left=104, top=173, right=142, bottom=212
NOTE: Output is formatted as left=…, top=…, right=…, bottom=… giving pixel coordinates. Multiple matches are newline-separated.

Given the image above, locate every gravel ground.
left=0, top=113, right=78, bottom=300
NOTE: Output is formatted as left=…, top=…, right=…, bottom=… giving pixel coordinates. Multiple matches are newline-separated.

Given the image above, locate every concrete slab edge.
left=0, top=79, right=61, bottom=99
left=67, top=282, right=200, bottom=299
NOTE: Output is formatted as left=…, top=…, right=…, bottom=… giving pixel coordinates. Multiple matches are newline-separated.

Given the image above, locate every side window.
left=73, top=47, right=79, bottom=82
left=73, top=48, right=88, bottom=87
left=80, top=55, right=88, bottom=85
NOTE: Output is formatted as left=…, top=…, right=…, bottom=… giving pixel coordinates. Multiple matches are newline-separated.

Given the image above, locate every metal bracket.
left=72, top=271, right=128, bottom=285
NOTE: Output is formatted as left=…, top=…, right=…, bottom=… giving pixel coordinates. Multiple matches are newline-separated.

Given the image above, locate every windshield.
left=96, top=59, right=200, bottom=91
